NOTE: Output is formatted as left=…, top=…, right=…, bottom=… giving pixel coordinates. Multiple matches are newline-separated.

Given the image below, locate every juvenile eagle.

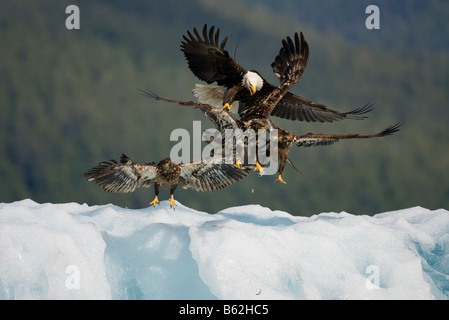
left=141, top=90, right=401, bottom=184
left=273, top=123, right=401, bottom=184
left=83, top=154, right=249, bottom=210
left=181, top=24, right=372, bottom=122
left=141, top=89, right=250, bottom=168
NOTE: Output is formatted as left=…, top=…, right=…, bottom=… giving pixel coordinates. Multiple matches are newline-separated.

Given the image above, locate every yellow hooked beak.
left=249, top=85, right=256, bottom=96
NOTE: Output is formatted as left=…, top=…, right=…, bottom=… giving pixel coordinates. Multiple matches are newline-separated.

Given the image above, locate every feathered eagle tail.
left=192, top=84, right=226, bottom=108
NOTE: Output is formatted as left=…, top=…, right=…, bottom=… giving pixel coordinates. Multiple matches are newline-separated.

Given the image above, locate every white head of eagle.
left=242, top=71, right=264, bottom=95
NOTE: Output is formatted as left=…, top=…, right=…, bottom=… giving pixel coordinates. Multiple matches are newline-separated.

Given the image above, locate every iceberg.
left=0, top=199, right=448, bottom=300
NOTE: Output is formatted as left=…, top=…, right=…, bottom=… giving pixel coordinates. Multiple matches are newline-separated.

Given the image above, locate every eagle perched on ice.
left=83, top=154, right=249, bottom=209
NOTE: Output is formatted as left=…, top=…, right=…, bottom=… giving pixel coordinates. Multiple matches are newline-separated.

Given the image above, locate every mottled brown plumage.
left=83, top=154, right=250, bottom=209
left=272, top=123, right=402, bottom=183
left=142, top=90, right=401, bottom=184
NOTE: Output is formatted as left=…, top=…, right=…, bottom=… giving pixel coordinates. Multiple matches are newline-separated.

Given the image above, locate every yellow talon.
left=275, top=174, right=287, bottom=184
left=236, top=160, right=242, bottom=169
left=169, top=194, right=176, bottom=210
left=223, top=103, right=233, bottom=111
left=149, top=195, right=160, bottom=207
left=254, top=162, right=264, bottom=175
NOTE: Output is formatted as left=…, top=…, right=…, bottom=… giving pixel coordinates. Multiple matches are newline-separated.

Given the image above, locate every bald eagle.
left=141, top=89, right=401, bottom=184
left=181, top=24, right=372, bottom=122
left=83, top=154, right=250, bottom=210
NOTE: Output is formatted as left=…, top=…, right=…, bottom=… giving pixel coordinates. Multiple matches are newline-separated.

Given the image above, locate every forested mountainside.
left=1, top=0, right=448, bottom=215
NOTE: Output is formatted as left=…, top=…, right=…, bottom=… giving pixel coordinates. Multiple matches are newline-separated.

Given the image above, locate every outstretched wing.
left=181, top=24, right=246, bottom=87
left=293, top=123, right=401, bottom=147
left=241, top=32, right=309, bottom=121
left=140, top=88, right=241, bottom=132
left=270, top=32, right=372, bottom=122
left=270, top=93, right=373, bottom=122
left=140, top=88, right=213, bottom=111
left=179, top=158, right=249, bottom=192
left=239, top=89, right=372, bottom=122
left=271, top=32, right=309, bottom=87
left=83, top=154, right=157, bottom=193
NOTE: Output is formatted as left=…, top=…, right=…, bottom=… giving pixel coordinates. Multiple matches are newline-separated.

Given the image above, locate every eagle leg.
left=276, top=157, right=287, bottom=184
left=169, top=185, right=177, bottom=211
left=275, top=174, right=287, bottom=184
left=149, top=195, right=160, bottom=207
left=150, top=183, right=160, bottom=207
left=254, top=161, right=264, bottom=175
left=236, top=159, right=242, bottom=169
left=169, top=194, right=176, bottom=210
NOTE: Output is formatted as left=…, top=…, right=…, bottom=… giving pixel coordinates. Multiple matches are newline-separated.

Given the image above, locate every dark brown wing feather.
left=140, top=88, right=213, bottom=111
left=268, top=32, right=372, bottom=122
left=293, top=123, right=401, bottom=147
left=181, top=24, right=246, bottom=87
left=238, top=86, right=373, bottom=122
left=140, top=88, right=242, bottom=132
left=242, top=32, right=309, bottom=121
left=271, top=32, right=309, bottom=86
left=271, top=93, right=373, bottom=122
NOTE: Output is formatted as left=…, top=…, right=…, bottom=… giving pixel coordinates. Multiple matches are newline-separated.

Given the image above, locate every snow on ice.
left=0, top=199, right=448, bottom=300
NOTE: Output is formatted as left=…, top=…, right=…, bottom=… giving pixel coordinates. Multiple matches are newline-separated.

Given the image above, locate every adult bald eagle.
left=141, top=89, right=401, bottom=184
left=83, top=154, right=249, bottom=209
left=181, top=24, right=372, bottom=122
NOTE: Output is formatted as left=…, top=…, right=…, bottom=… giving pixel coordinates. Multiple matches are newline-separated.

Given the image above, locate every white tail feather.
left=192, top=84, right=239, bottom=112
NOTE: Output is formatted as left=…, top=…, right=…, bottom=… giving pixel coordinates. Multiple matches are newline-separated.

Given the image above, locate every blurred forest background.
left=1, top=0, right=448, bottom=216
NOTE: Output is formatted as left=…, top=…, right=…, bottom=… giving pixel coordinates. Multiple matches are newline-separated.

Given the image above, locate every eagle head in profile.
left=242, top=71, right=264, bottom=96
